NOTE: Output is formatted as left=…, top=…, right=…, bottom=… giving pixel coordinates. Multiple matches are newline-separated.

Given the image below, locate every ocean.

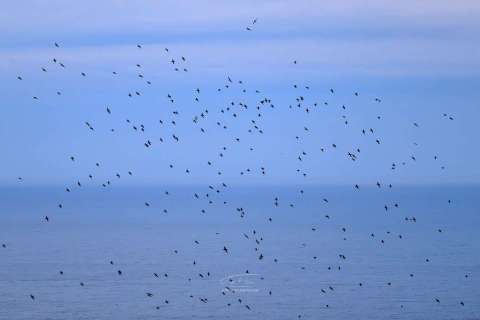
left=1, top=185, right=479, bottom=319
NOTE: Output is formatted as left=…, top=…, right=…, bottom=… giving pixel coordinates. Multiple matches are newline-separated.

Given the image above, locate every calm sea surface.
left=1, top=185, right=479, bottom=319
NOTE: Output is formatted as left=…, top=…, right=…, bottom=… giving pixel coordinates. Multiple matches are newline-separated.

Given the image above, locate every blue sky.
left=0, top=0, right=479, bottom=186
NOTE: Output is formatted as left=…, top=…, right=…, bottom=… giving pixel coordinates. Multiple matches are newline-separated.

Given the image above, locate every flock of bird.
left=1, top=19, right=469, bottom=319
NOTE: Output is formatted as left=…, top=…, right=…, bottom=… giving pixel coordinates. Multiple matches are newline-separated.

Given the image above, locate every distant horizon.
left=2, top=181, right=480, bottom=188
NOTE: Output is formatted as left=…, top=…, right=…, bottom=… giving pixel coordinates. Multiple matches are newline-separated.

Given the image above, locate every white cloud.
left=1, top=0, right=479, bottom=36
left=1, top=36, right=479, bottom=78
left=1, top=1, right=479, bottom=78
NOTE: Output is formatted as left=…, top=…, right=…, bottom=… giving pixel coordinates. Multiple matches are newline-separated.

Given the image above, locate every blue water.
left=0, top=185, right=479, bottom=319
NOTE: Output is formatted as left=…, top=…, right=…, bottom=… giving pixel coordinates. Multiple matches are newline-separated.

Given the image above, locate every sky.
left=0, top=0, right=479, bottom=187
